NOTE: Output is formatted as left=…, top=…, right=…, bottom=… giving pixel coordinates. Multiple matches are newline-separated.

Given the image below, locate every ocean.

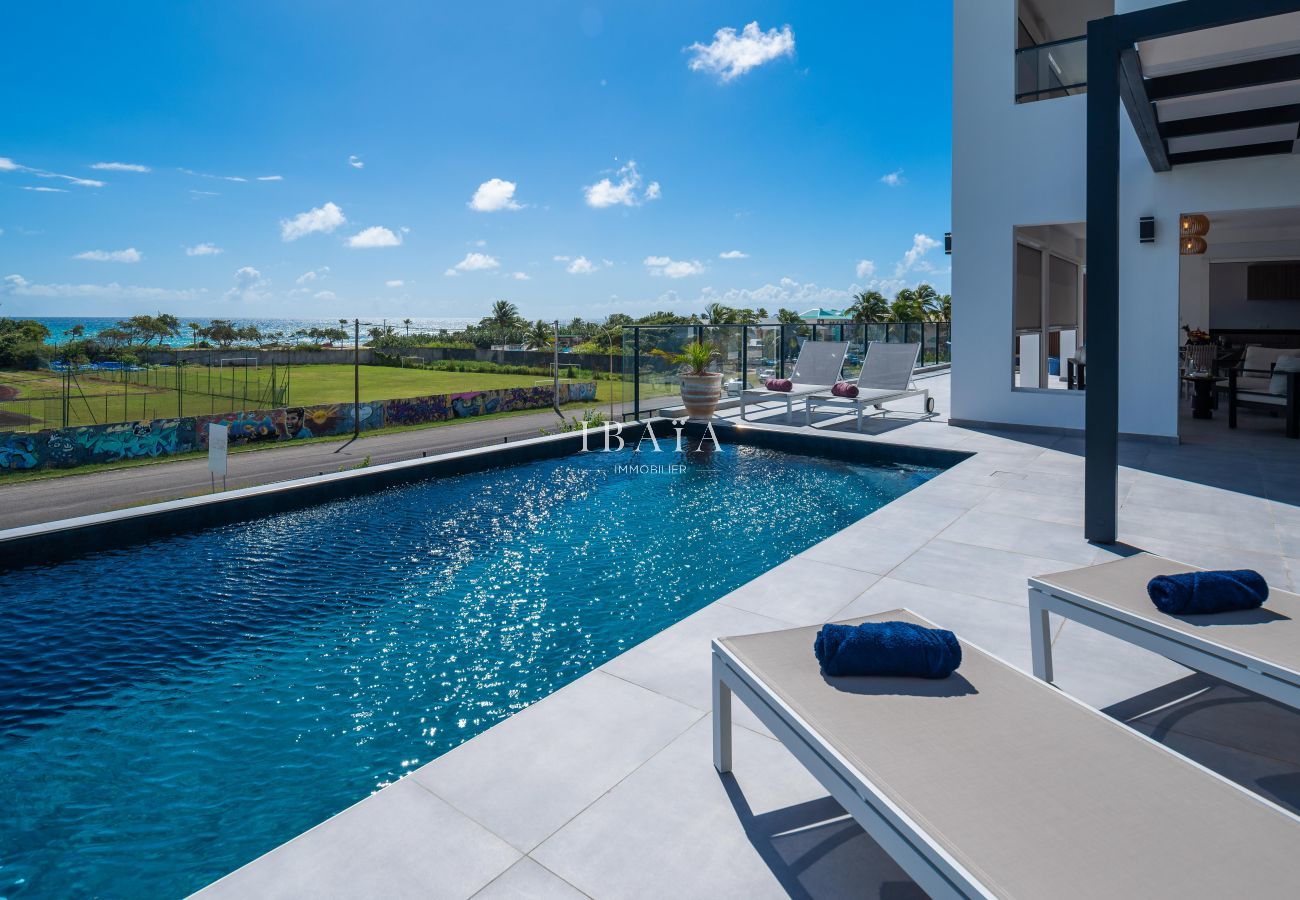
left=28, top=317, right=479, bottom=347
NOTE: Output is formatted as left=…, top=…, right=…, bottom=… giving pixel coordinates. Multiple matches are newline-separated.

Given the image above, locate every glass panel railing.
left=1015, top=35, right=1087, bottom=103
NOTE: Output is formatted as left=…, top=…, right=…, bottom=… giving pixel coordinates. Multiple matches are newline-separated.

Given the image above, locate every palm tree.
left=703, top=302, right=735, bottom=324
left=488, top=300, right=522, bottom=331
left=775, top=308, right=803, bottom=325
left=402, top=318, right=413, bottom=335
left=913, top=284, right=942, bottom=321
left=889, top=288, right=924, bottom=323
left=935, top=293, right=952, bottom=322
left=526, top=319, right=553, bottom=350
left=187, top=321, right=202, bottom=347
left=847, top=290, right=889, bottom=323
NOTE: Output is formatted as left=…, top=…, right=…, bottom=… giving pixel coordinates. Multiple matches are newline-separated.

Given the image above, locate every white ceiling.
left=1019, top=0, right=1111, bottom=43
left=1166, top=123, right=1299, bottom=154
left=1138, top=12, right=1300, bottom=78
left=1156, top=79, right=1300, bottom=123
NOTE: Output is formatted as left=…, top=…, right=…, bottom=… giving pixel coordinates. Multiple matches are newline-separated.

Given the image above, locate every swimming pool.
left=0, top=442, right=941, bottom=897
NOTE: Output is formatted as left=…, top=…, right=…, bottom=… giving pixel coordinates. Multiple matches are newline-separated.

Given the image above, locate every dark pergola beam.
left=1160, top=103, right=1300, bottom=138
left=1085, top=15, right=1121, bottom=545
left=1145, top=54, right=1300, bottom=102
left=1117, top=0, right=1300, bottom=45
left=1120, top=48, right=1171, bottom=172
left=1167, top=139, right=1297, bottom=165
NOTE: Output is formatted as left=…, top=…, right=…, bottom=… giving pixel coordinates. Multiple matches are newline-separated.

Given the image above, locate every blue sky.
left=0, top=1, right=953, bottom=322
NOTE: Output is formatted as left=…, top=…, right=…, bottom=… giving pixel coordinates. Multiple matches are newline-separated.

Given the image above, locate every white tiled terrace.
left=199, top=371, right=1300, bottom=899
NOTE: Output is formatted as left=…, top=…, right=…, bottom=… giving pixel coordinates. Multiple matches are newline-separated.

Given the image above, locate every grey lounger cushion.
left=719, top=609, right=1300, bottom=899
left=1032, top=553, right=1300, bottom=672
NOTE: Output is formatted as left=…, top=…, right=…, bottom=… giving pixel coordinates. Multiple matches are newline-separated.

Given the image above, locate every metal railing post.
left=740, top=326, right=748, bottom=388
left=778, top=325, right=786, bottom=379
left=633, top=327, right=641, bottom=420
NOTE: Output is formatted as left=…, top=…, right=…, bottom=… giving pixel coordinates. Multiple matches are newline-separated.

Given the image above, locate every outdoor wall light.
left=1180, top=213, right=1210, bottom=237
left=944, top=232, right=952, bottom=255
left=1139, top=216, right=1155, bottom=243
left=1180, top=235, right=1208, bottom=255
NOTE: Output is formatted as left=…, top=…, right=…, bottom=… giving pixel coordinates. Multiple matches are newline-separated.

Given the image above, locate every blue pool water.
left=0, top=445, right=938, bottom=897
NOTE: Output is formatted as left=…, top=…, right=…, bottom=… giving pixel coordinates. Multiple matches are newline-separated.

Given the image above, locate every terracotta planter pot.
left=680, top=373, right=724, bottom=419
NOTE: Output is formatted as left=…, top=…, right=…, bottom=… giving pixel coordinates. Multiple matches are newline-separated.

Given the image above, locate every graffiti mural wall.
left=0, top=384, right=595, bottom=471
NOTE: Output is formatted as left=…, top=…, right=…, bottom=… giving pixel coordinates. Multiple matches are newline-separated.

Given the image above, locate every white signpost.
left=208, top=423, right=229, bottom=492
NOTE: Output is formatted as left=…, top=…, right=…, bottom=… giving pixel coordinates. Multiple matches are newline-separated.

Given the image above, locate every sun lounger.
left=713, top=608, right=1300, bottom=899
left=739, top=341, right=848, bottom=423
left=804, top=342, right=934, bottom=431
left=1029, top=553, right=1300, bottom=709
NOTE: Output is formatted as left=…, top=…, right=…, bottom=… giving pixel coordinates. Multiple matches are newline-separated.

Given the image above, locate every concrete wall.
left=953, top=0, right=1300, bottom=438
left=0, top=383, right=597, bottom=472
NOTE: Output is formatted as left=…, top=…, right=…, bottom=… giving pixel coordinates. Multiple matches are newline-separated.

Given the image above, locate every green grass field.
left=0, top=364, right=640, bottom=431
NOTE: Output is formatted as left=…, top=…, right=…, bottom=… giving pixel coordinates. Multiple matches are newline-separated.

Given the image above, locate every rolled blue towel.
left=1147, top=569, right=1268, bottom=615
left=814, top=621, right=961, bottom=679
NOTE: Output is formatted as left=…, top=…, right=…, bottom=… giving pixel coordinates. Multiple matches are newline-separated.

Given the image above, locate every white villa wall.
left=953, top=0, right=1300, bottom=438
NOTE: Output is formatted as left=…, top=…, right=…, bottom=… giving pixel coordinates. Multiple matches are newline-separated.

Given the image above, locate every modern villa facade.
left=951, top=0, right=1300, bottom=443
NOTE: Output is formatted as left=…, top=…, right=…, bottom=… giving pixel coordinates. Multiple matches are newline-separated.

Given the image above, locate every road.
left=0, top=403, right=637, bottom=529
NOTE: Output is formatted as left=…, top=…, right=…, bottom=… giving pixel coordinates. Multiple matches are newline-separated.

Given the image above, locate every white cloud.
left=22, top=186, right=67, bottom=193
left=385, top=279, right=405, bottom=288
left=185, top=242, right=222, bottom=257
left=445, top=252, right=500, bottom=275
left=257, top=175, right=283, bottom=181
left=348, top=155, right=364, bottom=169
left=346, top=225, right=402, bottom=248
left=180, top=168, right=250, bottom=183
left=0, top=157, right=103, bottom=187
left=674, top=277, right=853, bottom=311
left=644, top=255, right=705, bottom=278
left=510, top=271, right=530, bottom=280
left=280, top=201, right=345, bottom=241
left=897, top=233, right=941, bottom=275
left=91, top=161, right=151, bottom=173
left=296, top=266, right=329, bottom=285
left=880, top=169, right=906, bottom=187
left=225, top=265, right=270, bottom=302
left=687, top=22, right=795, bottom=82
left=314, top=290, right=336, bottom=301
left=74, top=247, right=142, bottom=263
left=719, top=250, right=749, bottom=259
left=855, top=259, right=876, bottom=279
left=566, top=256, right=597, bottom=274
left=2, top=273, right=201, bottom=302
left=583, top=160, right=660, bottom=208
left=469, top=178, right=522, bottom=211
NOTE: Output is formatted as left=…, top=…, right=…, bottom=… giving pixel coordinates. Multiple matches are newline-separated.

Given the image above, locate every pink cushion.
left=765, top=378, right=793, bottom=392
left=831, top=381, right=859, bottom=398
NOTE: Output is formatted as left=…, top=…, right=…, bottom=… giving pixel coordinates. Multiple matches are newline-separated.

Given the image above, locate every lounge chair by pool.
left=738, top=341, right=848, bottom=423
left=1029, top=553, right=1300, bottom=710
left=713, top=609, right=1300, bottom=899
left=804, top=341, right=934, bottom=431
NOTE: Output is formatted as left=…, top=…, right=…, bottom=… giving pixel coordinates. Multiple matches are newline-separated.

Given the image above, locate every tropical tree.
left=702, top=302, right=736, bottom=324
left=526, top=319, right=554, bottom=350
left=487, top=300, right=523, bottom=331
left=402, top=318, right=413, bottom=335
left=187, top=321, right=202, bottom=347
left=775, top=308, right=803, bottom=325
left=934, top=293, right=952, bottom=322
left=888, top=289, right=926, bottom=323
left=847, top=290, right=889, bottom=323
left=913, top=284, right=942, bottom=321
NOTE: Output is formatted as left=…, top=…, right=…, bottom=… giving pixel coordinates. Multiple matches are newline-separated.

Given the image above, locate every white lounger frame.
left=711, top=637, right=990, bottom=900
left=1028, top=580, right=1300, bottom=709
left=738, top=385, right=829, bottom=424
left=803, top=386, right=933, bottom=431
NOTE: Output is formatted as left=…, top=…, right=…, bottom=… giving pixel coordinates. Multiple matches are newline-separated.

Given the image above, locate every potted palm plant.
left=675, top=341, right=723, bottom=419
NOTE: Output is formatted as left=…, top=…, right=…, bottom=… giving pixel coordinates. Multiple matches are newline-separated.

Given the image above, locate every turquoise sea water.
left=0, top=445, right=938, bottom=897
left=29, top=316, right=478, bottom=347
